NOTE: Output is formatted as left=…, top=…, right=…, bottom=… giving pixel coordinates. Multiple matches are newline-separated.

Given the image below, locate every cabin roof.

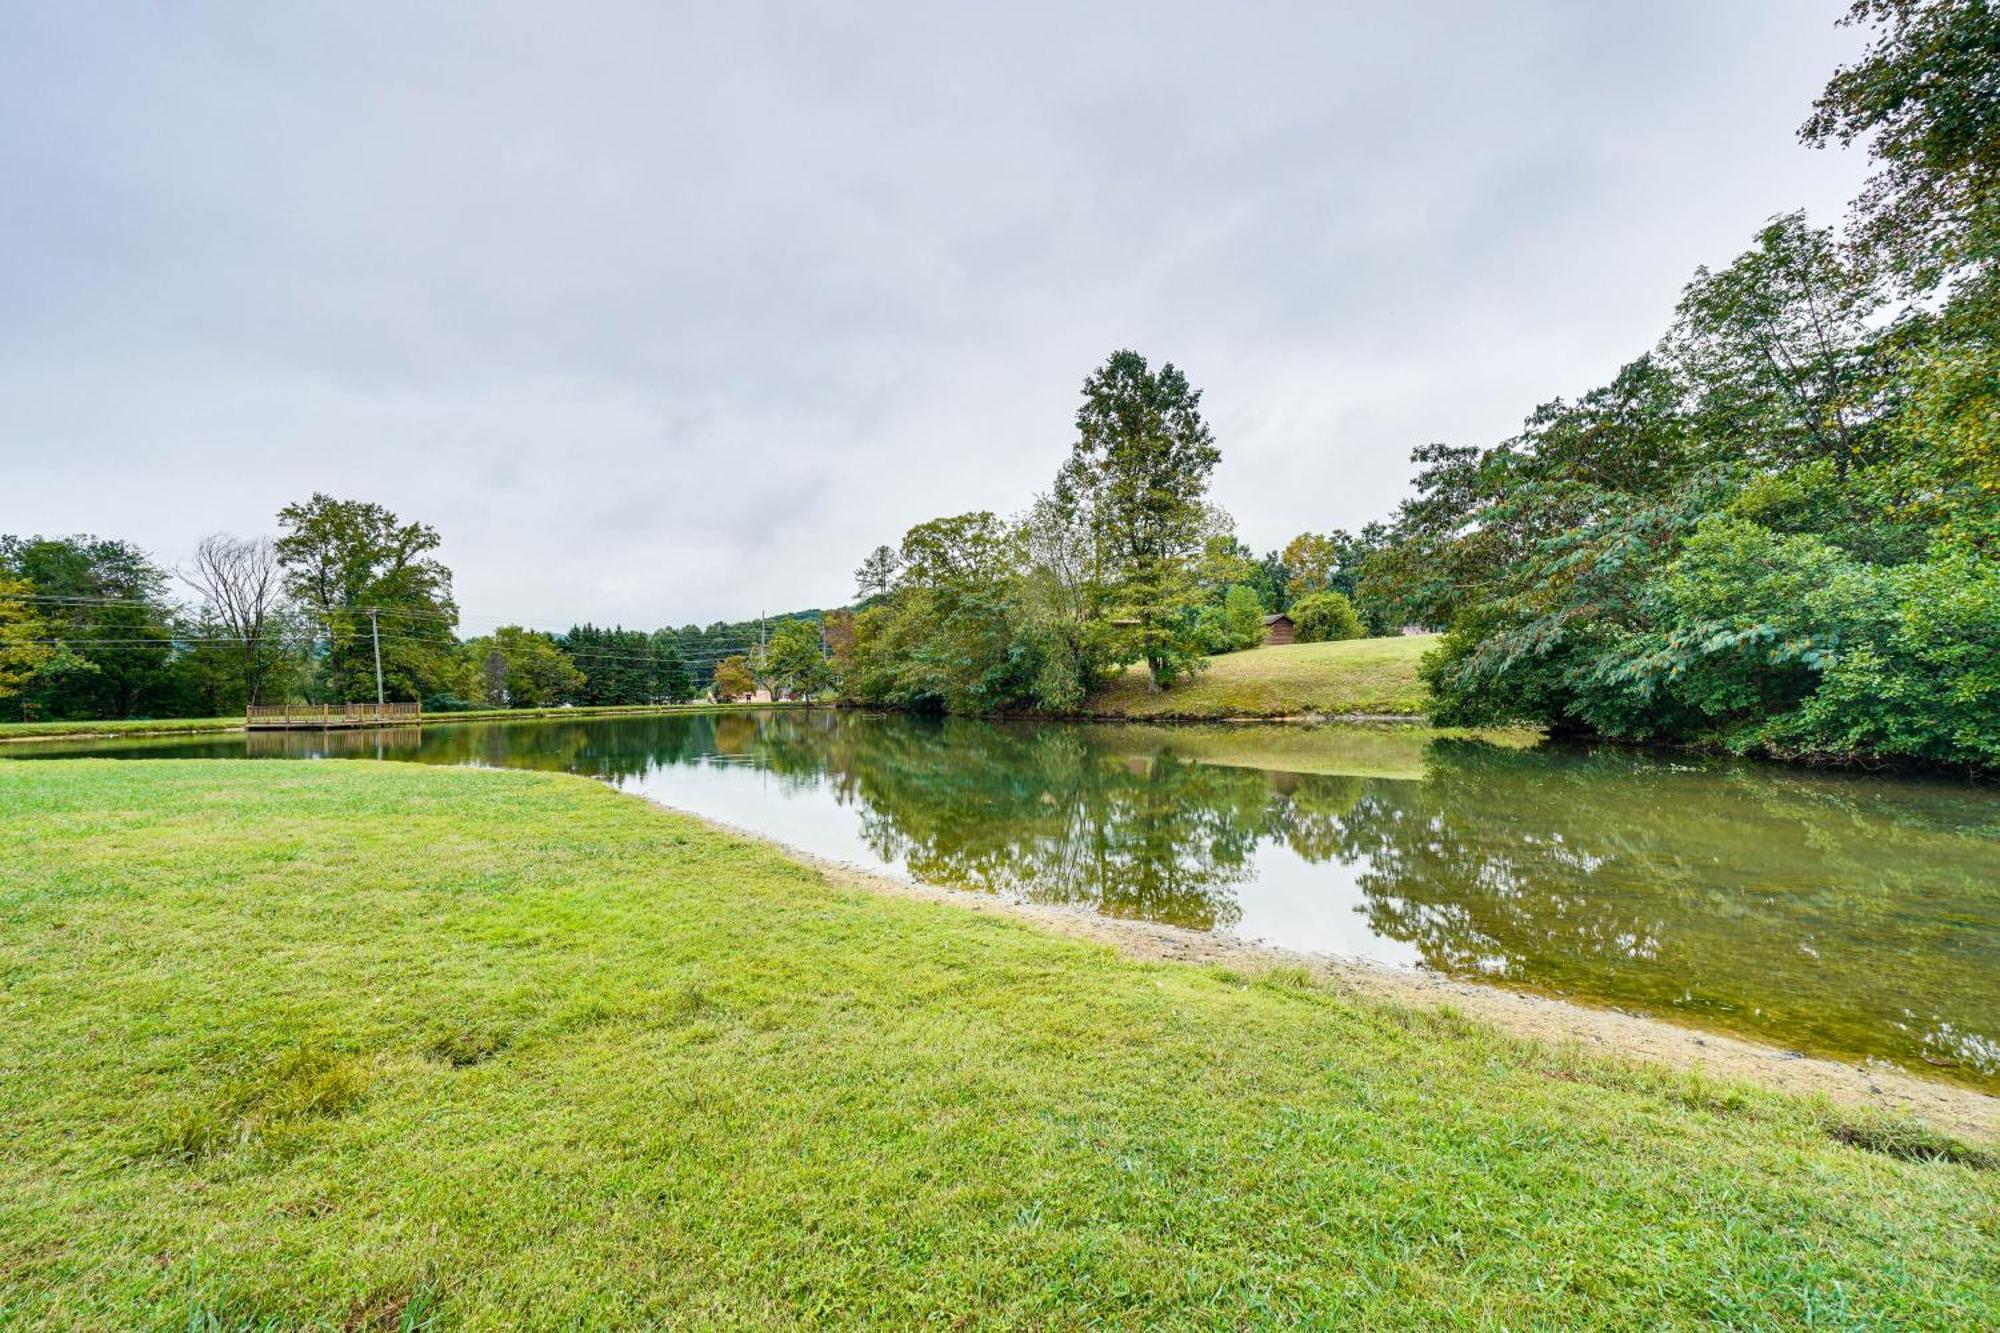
left=1262, top=613, right=1292, bottom=625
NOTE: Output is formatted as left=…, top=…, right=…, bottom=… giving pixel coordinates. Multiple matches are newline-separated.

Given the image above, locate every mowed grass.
left=0, top=714, right=243, bottom=741
left=0, top=701, right=790, bottom=743
left=1, top=761, right=1994, bottom=1328
left=1085, top=635, right=1435, bottom=719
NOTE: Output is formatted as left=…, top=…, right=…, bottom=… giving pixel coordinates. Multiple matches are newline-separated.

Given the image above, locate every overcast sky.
left=1, top=2, right=1875, bottom=631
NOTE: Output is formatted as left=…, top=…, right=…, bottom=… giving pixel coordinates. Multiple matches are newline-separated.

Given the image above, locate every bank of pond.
left=12, top=707, right=1995, bottom=1092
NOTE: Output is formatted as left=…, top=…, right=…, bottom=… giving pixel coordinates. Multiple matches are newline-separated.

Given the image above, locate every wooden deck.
left=246, top=702, right=422, bottom=730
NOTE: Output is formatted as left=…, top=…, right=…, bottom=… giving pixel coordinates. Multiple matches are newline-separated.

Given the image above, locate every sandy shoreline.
left=672, top=802, right=2000, bottom=1145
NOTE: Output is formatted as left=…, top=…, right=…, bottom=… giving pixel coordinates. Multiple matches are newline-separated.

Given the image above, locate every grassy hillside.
left=0, top=759, right=1991, bottom=1327
left=1084, top=634, right=1435, bottom=719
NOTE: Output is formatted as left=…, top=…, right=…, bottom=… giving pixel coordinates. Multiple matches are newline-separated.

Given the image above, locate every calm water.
left=10, top=710, right=1998, bottom=1087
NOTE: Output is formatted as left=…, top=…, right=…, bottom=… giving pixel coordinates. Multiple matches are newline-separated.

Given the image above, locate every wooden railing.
left=245, top=702, right=423, bottom=729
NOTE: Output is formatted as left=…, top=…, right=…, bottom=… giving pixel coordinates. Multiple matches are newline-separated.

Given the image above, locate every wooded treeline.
left=0, top=499, right=832, bottom=719
left=1346, top=0, right=1998, bottom=767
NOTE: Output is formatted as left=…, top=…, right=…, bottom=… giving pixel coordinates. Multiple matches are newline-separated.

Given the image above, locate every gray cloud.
left=1, top=1, right=1872, bottom=631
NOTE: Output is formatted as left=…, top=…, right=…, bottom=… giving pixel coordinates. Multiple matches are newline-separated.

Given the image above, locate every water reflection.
left=10, top=710, right=1997, bottom=1085
left=246, top=727, right=424, bottom=758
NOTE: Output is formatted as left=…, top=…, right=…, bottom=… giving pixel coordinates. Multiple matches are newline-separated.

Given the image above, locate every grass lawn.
left=0, top=714, right=244, bottom=741
left=1084, top=635, right=1435, bottom=719
left=1, top=760, right=1993, bottom=1327
left=0, top=701, right=788, bottom=744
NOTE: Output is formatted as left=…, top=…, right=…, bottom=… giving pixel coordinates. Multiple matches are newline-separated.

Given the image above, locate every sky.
left=0, top=2, right=1878, bottom=632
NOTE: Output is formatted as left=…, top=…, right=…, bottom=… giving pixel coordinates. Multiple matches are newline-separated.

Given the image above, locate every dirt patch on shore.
left=685, top=810, right=2000, bottom=1145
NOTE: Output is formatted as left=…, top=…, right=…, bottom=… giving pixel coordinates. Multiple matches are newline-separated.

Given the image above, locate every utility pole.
left=367, top=606, right=385, bottom=706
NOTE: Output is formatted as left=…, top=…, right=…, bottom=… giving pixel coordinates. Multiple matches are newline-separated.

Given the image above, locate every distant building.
left=1261, top=613, right=1296, bottom=646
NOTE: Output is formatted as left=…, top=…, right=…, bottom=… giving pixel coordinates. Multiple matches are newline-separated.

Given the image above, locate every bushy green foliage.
left=465, top=626, right=584, bottom=708
left=842, top=350, right=1235, bottom=713
left=761, top=618, right=835, bottom=700
left=1383, top=10, right=2000, bottom=768
left=1290, top=590, right=1365, bottom=643
left=275, top=494, right=462, bottom=703
left=0, top=534, right=182, bottom=719
left=1196, top=585, right=1267, bottom=654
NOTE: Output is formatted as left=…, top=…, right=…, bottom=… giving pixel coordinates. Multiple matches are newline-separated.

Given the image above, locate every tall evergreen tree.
left=1058, top=350, right=1225, bottom=688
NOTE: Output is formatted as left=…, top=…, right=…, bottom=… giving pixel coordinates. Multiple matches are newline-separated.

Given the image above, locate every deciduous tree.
left=274, top=495, right=458, bottom=702
left=765, top=619, right=834, bottom=699
left=179, top=533, right=293, bottom=706
left=711, top=655, right=756, bottom=702
left=0, top=578, right=61, bottom=711
left=0, top=534, right=176, bottom=719
left=1280, top=532, right=1338, bottom=601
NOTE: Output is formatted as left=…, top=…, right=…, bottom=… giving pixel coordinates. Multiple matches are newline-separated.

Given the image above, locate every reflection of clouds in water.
left=617, top=762, right=896, bottom=879
left=1919, top=1023, right=1999, bottom=1077
left=1225, top=841, right=1423, bottom=967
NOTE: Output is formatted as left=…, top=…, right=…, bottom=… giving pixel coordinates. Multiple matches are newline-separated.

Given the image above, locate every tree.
left=0, top=578, right=61, bottom=711
left=1290, top=590, right=1365, bottom=643
left=0, top=534, right=176, bottom=719
left=822, top=609, right=859, bottom=667
left=854, top=545, right=902, bottom=601
left=1017, top=493, right=1122, bottom=711
left=1280, top=532, right=1338, bottom=600
left=1353, top=443, right=1492, bottom=632
left=765, top=619, right=834, bottom=699
left=1665, top=212, right=1887, bottom=478
left=897, top=512, right=1016, bottom=589
left=1058, top=349, right=1225, bottom=688
left=1198, top=584, right=1268, bottom=654
left=654, top=641, right=694, bottom=703
left=1194, top=535, right=1256, bottom=598
left=179, top=533, right=293, bottom=706
left=274, top=495, right=459, bottom=702
left=471, top=626, right=583, bottom=707
left=1803, top=0, right=2000, bottom=522
left=482, top=646, right=509, bottom=706
left=711, top=655, right=756, bottom=702
left=1249, top=550, right=1293, bottom=612
left=1803, top=0, right=2000, bottom=296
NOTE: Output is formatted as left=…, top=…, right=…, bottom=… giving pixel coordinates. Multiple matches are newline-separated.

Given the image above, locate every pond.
left=10, top=710, right=1998, bottom=1089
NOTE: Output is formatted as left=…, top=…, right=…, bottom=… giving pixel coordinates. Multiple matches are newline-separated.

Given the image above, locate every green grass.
left=0, top=714, right=245, bottom=740
left=0, top=700, right=791, bottom=743
left=1088, top=720, right=1540, bottom=780
left=1084, top=634, right=1436, bottom=719
left=1, top=760, right=1994, bottom=1327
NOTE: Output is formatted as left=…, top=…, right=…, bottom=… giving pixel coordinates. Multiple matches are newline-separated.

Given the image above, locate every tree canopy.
left=1349, top=0, right=2000, bottom=767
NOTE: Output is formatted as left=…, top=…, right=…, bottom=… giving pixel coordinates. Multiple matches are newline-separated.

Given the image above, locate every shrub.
left=1197, top=585, right=1268, bottom=654
left=1291, top=591, right=1365, bottom=643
